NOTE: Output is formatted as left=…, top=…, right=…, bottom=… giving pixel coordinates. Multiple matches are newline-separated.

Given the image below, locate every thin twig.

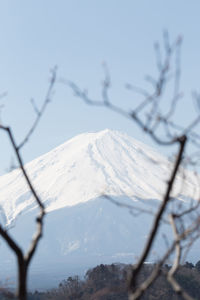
left=18, top=66, right=57, bottom=150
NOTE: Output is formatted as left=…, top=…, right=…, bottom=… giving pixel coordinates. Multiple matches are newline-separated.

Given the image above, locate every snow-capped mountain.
left=0, top=129, right=198, bottom=289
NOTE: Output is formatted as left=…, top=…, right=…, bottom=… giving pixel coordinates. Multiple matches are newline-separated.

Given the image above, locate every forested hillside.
left=2, top=262, right=200, bottom=300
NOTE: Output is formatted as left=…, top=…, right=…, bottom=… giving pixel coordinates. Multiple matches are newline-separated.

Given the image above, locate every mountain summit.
left=0, top=129, right=197, bottom=288
left=0, top=129, right=194, bottom=226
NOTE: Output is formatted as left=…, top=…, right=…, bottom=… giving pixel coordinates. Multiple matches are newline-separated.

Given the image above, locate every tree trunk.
left=17, top=258, right=27, bottom=300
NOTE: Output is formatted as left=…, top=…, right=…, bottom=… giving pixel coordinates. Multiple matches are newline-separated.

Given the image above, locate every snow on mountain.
left=0, top=129, right=198, bottom=289
left=0, top=129, right=196, bottom=226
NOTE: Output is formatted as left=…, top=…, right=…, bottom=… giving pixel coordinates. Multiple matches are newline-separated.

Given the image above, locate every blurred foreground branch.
left=0, top=68, right=56, bottom=300
left=66, top=33, right=200, bottom=299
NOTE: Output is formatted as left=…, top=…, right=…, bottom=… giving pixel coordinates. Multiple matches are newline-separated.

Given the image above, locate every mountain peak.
left=0, top=129, right=196, bottom=225
left=0, top=129, right=199, bottom=289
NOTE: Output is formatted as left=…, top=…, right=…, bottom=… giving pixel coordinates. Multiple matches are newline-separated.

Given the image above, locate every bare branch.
left=25, top=210, right=45, bottom=265
left=0, top=224, right=23, bottom=260
left=0, top=125, right=46, bottom=299
left=129, top=135, right=186, bottom=293
left=18, top=66, right=57, bottom=150
left=167, top=214, right=195, bottom=300
left=65, top=33, right=200, bottom=300
left=129, top=212, right=200, bottom=300
left=0, top=69, right=57, bottom=298
left=1, top=126, right=44, bottom=210
left=103, top=195, right=169, bottom=223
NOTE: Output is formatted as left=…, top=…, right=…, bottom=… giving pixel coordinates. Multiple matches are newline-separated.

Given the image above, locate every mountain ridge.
left=0, top=129, right=198, bottom=289
left=0, top=129, right=195, bottom=227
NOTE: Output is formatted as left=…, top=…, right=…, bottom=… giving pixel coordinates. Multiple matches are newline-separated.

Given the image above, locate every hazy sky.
left=0, top=1, right=200, bottom=173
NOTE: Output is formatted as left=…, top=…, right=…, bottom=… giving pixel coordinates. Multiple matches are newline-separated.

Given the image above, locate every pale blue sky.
left=0, top=1, right=200, bottom=173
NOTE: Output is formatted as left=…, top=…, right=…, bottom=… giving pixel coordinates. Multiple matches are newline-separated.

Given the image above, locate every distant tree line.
left=2, top=261, right=200, bottom=300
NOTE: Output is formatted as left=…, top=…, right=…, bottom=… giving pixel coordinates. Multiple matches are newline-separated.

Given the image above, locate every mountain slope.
left=0, top=129, right=198, bottom=289
left=0, top=129, right=196, bottom=226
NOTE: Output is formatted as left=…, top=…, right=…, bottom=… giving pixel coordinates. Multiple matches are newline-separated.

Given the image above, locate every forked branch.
left=0, top=68, right=56, bottom=300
